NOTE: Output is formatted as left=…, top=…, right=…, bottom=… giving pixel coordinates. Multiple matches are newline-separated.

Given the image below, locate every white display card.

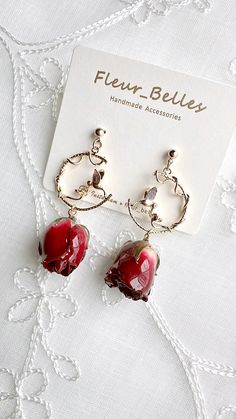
left=44, top=46, right=236, bottom=234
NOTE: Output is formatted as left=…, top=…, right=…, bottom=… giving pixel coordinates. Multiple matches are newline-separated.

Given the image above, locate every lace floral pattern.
left=218, top=177, right=236, bottom=234
left=215, top=406, right=236, bottom=419
left=25, top=57, right=67, bottom=122
left=0, top=368, right=50, bottom=418
left=0, top=262, right=80, bottom=418
left=0, top=1, right=235, bottom=417
left=121, top=0, right=212, bottom=26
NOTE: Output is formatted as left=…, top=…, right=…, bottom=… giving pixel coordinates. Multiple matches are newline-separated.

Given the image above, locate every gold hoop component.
left=55, top=128, right=112, bottom=217
left=128, top=150, right=189, bottom=238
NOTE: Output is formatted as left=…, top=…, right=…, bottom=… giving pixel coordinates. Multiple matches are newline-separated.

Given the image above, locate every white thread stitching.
left=121, top=0, right=212, bottom=26
left=1, top=2, right=234, bottom=417
left=215, top=405, right=236, bottom=418
left=217, top=176, right=236, bottom=234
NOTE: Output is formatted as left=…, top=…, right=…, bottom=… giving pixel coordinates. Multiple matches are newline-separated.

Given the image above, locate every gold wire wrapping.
left=55, top=130, right=112, bottom=216
left=128, top=151, right=190, bottom=238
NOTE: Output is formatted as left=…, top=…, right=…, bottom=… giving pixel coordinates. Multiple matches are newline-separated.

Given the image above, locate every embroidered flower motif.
left=218, top=177, right=236, bottom=234
left=192, top=0, right=211, bottom=12
left=6, top=263, right=81, bottom=383
left=215, top=405, right=236, bottom=418
left=8, top=264, right=78, bottom=332
left=0, top=368, right=50, bottom=419
left=25, top=57, right=67, bottom=120
left=229, top=57, right=236, bottom=76
left=121, top=0, right=212, bottom=25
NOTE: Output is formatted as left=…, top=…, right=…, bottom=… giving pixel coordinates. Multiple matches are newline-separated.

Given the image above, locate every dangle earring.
left=40, top=128, right=112, bottom=276
left=105, top=150, right=189, bottom=302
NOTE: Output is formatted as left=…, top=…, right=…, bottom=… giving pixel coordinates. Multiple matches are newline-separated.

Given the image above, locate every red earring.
left=105, top=150, right=189, bottom=301
left=40, top=128, right=112, bottom=276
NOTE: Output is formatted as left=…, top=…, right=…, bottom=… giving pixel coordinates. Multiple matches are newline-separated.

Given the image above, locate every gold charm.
left=55, top=128, right=112, bottom=217
left=128, top=150, right=189, bottom=238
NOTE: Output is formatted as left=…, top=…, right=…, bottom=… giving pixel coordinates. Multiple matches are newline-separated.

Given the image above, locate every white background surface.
left=0, top=1, right=236, bottom=418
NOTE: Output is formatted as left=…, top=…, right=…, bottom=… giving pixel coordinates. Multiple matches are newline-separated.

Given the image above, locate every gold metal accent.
left=55, top=129, right=112, bottom=217
left=128, top=150, right=189, bottom=239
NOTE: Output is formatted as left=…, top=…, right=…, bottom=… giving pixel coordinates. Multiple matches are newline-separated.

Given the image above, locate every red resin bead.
left=105, top=240, right=160, bottom=302
left=40, top=217, right=89, bottom=276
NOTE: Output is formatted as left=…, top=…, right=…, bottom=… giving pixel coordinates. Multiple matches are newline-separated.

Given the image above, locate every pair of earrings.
left=39, top=128, right=189, bottom=302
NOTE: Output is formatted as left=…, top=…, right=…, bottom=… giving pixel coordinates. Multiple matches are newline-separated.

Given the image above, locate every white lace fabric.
left=0, top=1, right=236, bottom=418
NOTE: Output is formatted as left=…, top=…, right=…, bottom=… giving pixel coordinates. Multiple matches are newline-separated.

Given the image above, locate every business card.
left=44, top=46, right=236, bottom=234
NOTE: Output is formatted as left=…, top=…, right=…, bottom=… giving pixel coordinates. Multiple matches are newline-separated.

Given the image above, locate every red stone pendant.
left=40, top=128, right=112, bottom=277
left=105, top=240, right=160, bottom=302
left=40, top=218, right=89, bottom=276
left=107, top=150, right=189, bottom=301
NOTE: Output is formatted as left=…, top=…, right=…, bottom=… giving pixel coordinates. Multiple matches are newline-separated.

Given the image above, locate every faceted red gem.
left=41, top=217, right=89, bottom=276
left=105, top=240, right=160, bottom=302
